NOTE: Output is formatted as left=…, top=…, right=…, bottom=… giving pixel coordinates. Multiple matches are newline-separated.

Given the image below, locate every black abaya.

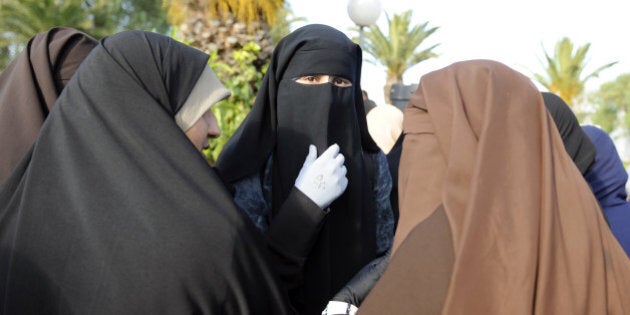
left=216, top=24, right=383, bottom=314
left=0, top=30, right=293, bottom=314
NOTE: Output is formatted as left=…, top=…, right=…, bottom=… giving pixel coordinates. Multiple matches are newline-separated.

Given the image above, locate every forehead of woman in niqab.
left=276, top=24, right=359, bottom=83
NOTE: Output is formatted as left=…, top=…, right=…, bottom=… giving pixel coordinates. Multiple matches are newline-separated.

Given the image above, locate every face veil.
left=273, top=35, right=362, bottom=208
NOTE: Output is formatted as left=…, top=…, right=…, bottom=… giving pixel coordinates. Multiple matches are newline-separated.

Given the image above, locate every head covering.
left=359, top=60, right=630, bottom=314
left=215, top=24, right=380, bottom=314
left=366, top=103, right=403, bottom=154
left=582, top=125, right=630, bottom=256
left=0, top=30, right=293, bottom=314
left=542, top=92, right=596, bottom=174
left=175, top=65, right=230, bottom=131
left=0, top=26, right=97, bottom=186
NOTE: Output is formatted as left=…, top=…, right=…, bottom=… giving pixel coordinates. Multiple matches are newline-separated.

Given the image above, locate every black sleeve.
left=265, top=187, right=327, bottom=289
left=331, top=248, right=392, bottom=306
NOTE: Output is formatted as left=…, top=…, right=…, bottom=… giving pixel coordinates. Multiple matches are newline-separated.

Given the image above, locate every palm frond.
left=534, top=37, right=616, bottom=107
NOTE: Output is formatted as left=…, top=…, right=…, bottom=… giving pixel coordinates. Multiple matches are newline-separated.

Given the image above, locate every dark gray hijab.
left=0, top=30, right=293, bottom=314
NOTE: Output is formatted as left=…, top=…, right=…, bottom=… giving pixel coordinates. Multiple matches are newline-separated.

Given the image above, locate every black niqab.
left=215, top=24, right=380, bottom=314
left=542, top=92, right=596, bottom=174
left=0, top=30, right=292, bottom=314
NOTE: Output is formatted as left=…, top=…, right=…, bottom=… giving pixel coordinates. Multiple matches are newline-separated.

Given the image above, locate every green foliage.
left=534, top=37, right=617, bottom=108
left=269, top=3, right=305, bottom=44
left=0, top=0, right=170, bottom=70
left=0, top=0, right=87, bottom=68
left=360, top=10, right=439, bottom=102
left=588, top=73, right=630, bottom=134
left=203, top=42, right=267, bottom=164
left=362, top=10, right=439, bottom=78
left=165, top=0, right=284, bottom=27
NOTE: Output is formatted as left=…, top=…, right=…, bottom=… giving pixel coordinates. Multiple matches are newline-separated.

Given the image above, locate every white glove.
left=295, top=144, right=348, bottom=209
left=321, top=301, right=358, bottom=315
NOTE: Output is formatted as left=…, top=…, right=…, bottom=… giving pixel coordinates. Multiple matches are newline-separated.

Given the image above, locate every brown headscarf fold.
left=359, top=59, right=630, bottom=314
left=0, top=27, right=97, bottom=185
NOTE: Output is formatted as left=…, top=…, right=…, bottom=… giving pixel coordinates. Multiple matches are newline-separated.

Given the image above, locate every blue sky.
left=287, top=0, right=630, bottom=106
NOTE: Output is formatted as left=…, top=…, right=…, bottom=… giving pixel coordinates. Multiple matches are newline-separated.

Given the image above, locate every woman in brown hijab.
left=359, top=59, right=630, bottom=314
left=0, top=27, right=97, bottom=185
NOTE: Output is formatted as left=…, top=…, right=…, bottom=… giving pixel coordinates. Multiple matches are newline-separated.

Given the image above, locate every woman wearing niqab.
left=0, top=30, right=293, bottom=314
left=215, top=24, right=394, bottom=314
left=0, top=26, right=98, bottom=186
left=359, top=59, right=630, bottom=314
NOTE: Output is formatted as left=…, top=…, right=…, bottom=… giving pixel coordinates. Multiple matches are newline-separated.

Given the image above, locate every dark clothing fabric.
left=0, top=30, right=293, bottom=314
left=215, top=24, right=385, bottom=315
left=542, top=92, right=596, bottom=174
left=386, top=133, right=404, bottom=229
left=583, top=125, right=630, bottom=257
left=266, top=186, right=329, bottom=287
left=364, top=99, right=376, bottom=114
left=229, top=151, right=394, bottom=310
left=0, top=27, right=97, bottom=186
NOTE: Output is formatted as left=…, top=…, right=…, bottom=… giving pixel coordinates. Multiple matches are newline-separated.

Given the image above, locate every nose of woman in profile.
left=185, top=108, right=221, bottom=152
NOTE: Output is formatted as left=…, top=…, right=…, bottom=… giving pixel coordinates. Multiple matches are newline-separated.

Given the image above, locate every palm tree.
left=0, top=0, right=89, bottom=69
left=361, top=10, right=439, bottom=103
left=164, top=0, right=305, bottom=163
left=164, top=0, right=288, bottom=70
left=0, top=0, right=169, bottom=70
left=588, top=73, right=630, bottom=134
left=269, top=5, right=305, bottom=44
left=534, top=37, right=617, bottom=108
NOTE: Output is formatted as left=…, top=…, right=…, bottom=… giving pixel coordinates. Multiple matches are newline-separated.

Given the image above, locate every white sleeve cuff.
left=321, top=301, right=358, bottom=315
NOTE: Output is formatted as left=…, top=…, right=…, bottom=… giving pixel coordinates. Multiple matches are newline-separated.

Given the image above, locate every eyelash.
left=294, top=75, right=352, bottom=87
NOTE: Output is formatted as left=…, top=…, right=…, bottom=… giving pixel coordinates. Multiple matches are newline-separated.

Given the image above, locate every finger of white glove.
left=333, top=152, right=345, bottom=168
left=296, top=145, right=318, bottom=186
left=319, top=143, right=340, bottom=162
left=335, top=165, right=348, bottom=180
left=303, top=144, right=317, bottom=167
left=313, top=145, right=344, bottom=174
left=339, top=176, right=348, bottom=191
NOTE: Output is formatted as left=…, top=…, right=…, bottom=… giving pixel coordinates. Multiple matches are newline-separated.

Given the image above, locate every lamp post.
left=347, top=0, right=382, bottom=47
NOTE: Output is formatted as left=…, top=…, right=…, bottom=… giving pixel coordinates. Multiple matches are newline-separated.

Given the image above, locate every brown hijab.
left=359, top=60, right=630, bottom=314
left=0, top=27, right=97, bottom=185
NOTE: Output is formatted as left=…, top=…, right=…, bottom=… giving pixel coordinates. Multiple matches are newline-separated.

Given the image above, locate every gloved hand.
left=330, top=248, right=392, bottom=307
left=295, top=144, right=348, bottom=209
left=321, top=301, right=358, bottom=315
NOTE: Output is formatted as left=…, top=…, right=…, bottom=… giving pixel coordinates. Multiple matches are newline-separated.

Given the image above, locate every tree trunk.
left=175, top=11, right=274, bottom=71
left=384, top=73, right=402, bottom=105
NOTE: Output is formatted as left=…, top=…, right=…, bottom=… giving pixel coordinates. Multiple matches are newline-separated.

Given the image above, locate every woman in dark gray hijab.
left=0, top=30, right=293, bottom=314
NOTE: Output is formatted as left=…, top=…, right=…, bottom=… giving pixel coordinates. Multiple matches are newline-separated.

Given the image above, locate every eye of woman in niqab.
left=294, top=74, right=352, bottom=87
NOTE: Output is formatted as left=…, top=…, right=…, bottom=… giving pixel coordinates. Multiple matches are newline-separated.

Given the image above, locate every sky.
left=287, top=0, right=630, bottom=106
